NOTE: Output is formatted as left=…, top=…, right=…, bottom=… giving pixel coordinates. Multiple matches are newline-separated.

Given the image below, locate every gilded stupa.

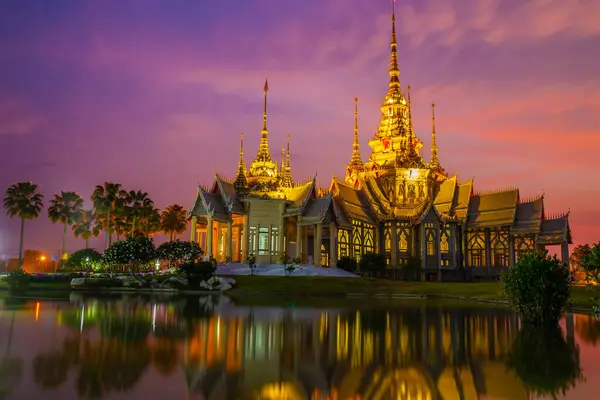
left=188, top=3, right=572, bottom=279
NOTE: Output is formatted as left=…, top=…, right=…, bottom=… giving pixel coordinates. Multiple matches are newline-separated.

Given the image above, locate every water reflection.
left=0, top=296, right=594, bottom=399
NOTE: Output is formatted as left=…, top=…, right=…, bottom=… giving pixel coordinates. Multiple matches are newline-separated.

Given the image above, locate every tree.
left=139, top=207, right=161, bottom=238
left=66, top=248, right=102, bottom=270
left=160, top=204, right=187, bottom=241
left=48, top=191, right=84, bottom=268
left=72, top=210, right=101, bottom=249
left=91, top=182, right=125, bottom=250
left=124, top=190, right=154, bottom=237
left=502, top=251, right=571, bottom=324
left=570, top=244, right=592, bottom=272
left=581, top=242, right=600, bottom=275
left=157, top=240, right=203, bottom=268
left=3, top=182, right=44, bottom=269
left=102, top=236, right=156, bottom=273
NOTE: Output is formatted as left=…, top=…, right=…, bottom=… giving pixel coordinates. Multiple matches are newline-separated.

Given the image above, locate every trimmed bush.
left=502, top=251, right=571, bottom=324
left=4, top=269, right=30, bottom=292
left=66, top=248, right=102, bottom=270
left=359, top=252, right=386, bottom=277
left=337, top=256, right=358, bottom=273
left=157, top=240, right=203, bottom=268
left=102, top=236, right=157, bottom=273
left=180, top=261, right=216, bottom=287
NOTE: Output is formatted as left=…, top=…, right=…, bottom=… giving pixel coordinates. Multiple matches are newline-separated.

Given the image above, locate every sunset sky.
left=1, top=0, right=599, bottom=256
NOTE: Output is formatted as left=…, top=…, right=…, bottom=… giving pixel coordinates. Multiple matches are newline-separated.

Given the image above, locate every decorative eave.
left=283, top=176, right=317, bottom=216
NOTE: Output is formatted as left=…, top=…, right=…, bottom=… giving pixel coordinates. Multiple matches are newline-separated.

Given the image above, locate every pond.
left=0, top=294, right=599, bottom=399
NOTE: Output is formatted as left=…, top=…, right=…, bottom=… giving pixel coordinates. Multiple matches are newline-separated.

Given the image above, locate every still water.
left=0, top=294, right=599, bottom=399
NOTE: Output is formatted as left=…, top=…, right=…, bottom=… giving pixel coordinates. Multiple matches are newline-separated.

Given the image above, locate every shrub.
left=337, top=256, right=358, bottom=273
left=66, top=248, right=102, bottom=270
left=581, top=243, right=600, bottom=316
left=502, top=251, right=571, bottom=325
left=102, top=236, right=157, bottom=273
left=402, top=256, right=422, bottom=281
left=247, top=253, right=257, bottom=275
left=281, top=254, right=301, bottom=276
left=179, top=261, right=216, bottom=287
left=157, top=240, right=203, bottom=268
left=4, top=269, right=30, bottom=292
left=359, top=252, right=386, bottom=277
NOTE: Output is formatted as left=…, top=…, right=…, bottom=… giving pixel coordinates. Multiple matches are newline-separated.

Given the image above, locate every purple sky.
left=1, top=0, right=599, bottom=256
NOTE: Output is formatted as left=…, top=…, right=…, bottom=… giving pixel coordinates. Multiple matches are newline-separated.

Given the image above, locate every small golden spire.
left=389, top=0, right=400, bottom=88
left=280, top=146, right=285, bottom=174
left=431, top=102, right=440, bottom=168
left=350, top=97, right=363, bottom=166
left=286, top=134, right=291, bottom=168
left=234, top=132, right=248, bottom=191
left=406, top=84, right=415, bottom=153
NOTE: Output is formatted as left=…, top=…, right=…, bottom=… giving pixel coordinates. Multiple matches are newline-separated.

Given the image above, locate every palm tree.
left=91, top=183, right=125, bottom=249
left=160, top=205, right=188, bottom=241
left=124, top=190, right=154, bottom=236
left=72, top=210, right=101, bottom=249
left=139, top=207, right=161, bottom=238
left=3, top=182, right=44, bottom=269
left=48, top=191, right=84, bottom=267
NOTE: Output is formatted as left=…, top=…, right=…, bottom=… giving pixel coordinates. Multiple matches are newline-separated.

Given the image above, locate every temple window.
left=258, top=227, right=269, bottom=255
left=515, top=235, right=535, bottom=261
left=425, top=222, right=436, bottom=256
left=467, top=230, right=486, bottom=267
left=440, top=229, right=450, bottom=254
left=249, top=226, right=257, bottom=254
left=491, top=229, right=509, bottom=267
left=337, top=229, right=350, bottom=259
left=383, top=223, right=392, bottom=265
left=320, top=244, right=329, bottom=267
left=270, top=227, right=279, bottom=256
left=399, top=230, right=408, bottom=252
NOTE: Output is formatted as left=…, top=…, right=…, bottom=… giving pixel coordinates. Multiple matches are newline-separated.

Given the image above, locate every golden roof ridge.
left=474, top=186, right=519, bottom=196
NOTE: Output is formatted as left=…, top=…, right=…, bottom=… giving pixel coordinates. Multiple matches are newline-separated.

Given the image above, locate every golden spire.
left=286, top=134, right=291, bottom=168
left=280, top=134, right=294, bottom=188
left=248, top=79, right=276, bottom=182
left=350, top=97, right=363, bottom=166
left=389, top=0, right=400, bottom=89
left=406, top=84, right=415, bottom=154
left=258, top=78, right=271, bottom=155
left=431, top=102, right=439, bottom=168
left=280, top=146, right=285, bottom=175
left=234, top=132, right=248, bottom=191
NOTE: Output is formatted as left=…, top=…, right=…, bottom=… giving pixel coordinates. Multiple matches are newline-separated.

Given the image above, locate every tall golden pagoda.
left=189, top=3, right=572, bottom=278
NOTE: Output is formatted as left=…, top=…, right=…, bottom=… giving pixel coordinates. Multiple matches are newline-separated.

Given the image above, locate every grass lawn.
left=0, top=276, right=595, bottom=310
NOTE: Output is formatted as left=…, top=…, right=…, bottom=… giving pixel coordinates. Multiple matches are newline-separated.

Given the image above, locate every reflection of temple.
left=186, top=6, right=572, bottom=278
left=182, top=307, right=530, bottom=399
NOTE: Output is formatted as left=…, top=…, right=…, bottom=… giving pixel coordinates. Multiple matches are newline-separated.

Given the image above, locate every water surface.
left=0, top=294, right=599, bottom=399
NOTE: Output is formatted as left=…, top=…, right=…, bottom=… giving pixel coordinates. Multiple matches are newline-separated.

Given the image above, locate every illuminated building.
left=188, top=7, right=572, bottom=277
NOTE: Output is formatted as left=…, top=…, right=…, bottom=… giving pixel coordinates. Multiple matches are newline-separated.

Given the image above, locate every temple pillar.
left=329, top=221, right=337, bottom=268
left=391, top=221, right=398, bottom=269
left=561, top=242, right=571, bottom=270
left=279, top=203, right=286, bottom=261
left=450, top=224, right=458, bottom=268
left=242, top=214, right=249, bottom=261
left=303, top=224, right=309, bottom=264
left=226, top=220, right=232, bottom=262
left=508, top=233, right=516, bottom=267
left=296, top=218, right=302, bottom=260
left=420, top=224, right=426, bottom=281
left=206, top=216, right=214, bottom=260
left=314, top=222, right=322, bottom=267
left=485, top=229, right=492, bottom=274
left=436, top=222, right=442, bottom=281
left=189, top=216, right=197, bottom=242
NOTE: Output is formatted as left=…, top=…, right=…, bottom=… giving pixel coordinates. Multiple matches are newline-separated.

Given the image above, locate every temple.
left=188, top=7, right=572, bottom=279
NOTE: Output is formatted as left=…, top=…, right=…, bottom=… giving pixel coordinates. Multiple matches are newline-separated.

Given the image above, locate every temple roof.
left=434, top=175, right=457, bottom=215
left=301, top=195, right=334, bottom=225
left=284, top=179, right=316, bottom=215
left=452, top=179, right=472, bottom=220
left=538, top=214, right=572, bottom=244
left=216, top=175, right=244, bottom=214
left=331, top=178, right=376, bottom=224
left=512, top=197, right=544, bottom=235
left=467, top=188, right=518, bottom=228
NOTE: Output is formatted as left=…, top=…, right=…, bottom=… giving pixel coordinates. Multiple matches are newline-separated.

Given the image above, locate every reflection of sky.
left=0, top=0, right=598, bottom=255
left=0, top=300, right=599, bottom=398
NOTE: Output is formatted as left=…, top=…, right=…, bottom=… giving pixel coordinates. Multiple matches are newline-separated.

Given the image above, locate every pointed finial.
left=240, top=132, right=244, bottom=157
left=431, top=102, right=439, bottom=168
left=262, top=78, right=269, bottom=132
left=389, top=0, right=400, bottom=87
left=286, top=134, right=291, bottom=167
left=349, top=97, right=363, bottom=167
left=281, top=146, right=285, bottom=174
left=406, top=84, right=415, bottom=153
left=234, top=132, right=248, bottom=191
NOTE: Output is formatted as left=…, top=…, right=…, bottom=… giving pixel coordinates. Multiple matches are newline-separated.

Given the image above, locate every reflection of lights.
left=35, top=302, right=40, bottom=321
left=80, top=303, right=85, bottom=332
left=152, top=304, right=157, bottom=332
